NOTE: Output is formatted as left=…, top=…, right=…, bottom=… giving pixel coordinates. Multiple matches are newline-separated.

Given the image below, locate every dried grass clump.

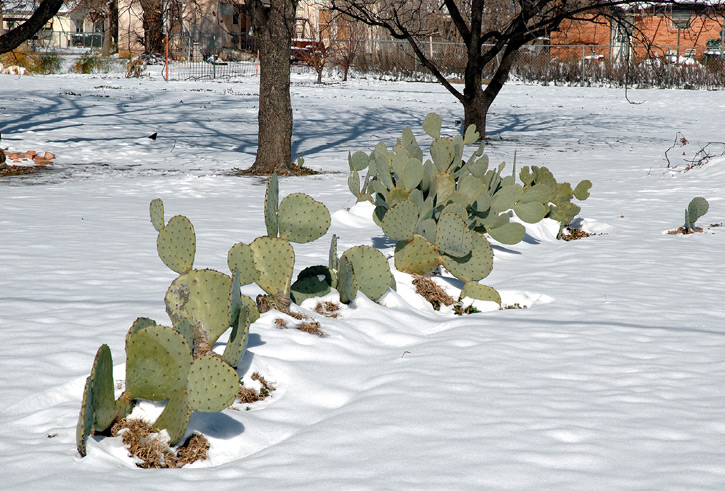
left=110, top=418, right=209, bottom=468
left=237, top=372, right=276, bottom=404
left=315, top=301, right=340, bottom=318
left=412, top=275, right=456, bottom=310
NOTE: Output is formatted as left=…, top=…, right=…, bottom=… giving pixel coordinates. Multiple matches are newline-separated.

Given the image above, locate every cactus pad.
left=435, top=213, right=472, bottom=258
left=463, top=124, right=480, bottom=145
left=165, top=269, right=233, bottom=347
left=278, top=193, right=331, bottom=243
left=125, top=324, right=192, bottom=401
left=573, top=180, right=592, bottom=201
left=460, top=282, right=501, bottom=305
left=250, top=237, right=295, bottom=298
left=187, top=355, right=239, bottom=413
left=265, top=173, right=279, bottom=237
left=153, top=389, right=192, bottom=446
left=487, top=222, right=526, bottom=245
left=76, top=344, right=116, bottom=457
left=227, top=242, right=259, bottom=286
left=223, top=305, right=250, bottom=368
left=150, top=198, right=165, bottom=232
left=291, top=265, right=334, bottom=304
left=125, top=317, right=157, bottom=353
left=394, top=234, right=440, bottom=276
left=382, top=200, right=418, bottom=241
left=422, top=113, right=442, bottom=139
left=687, top=197, right=709, bottom=225
left=349, top=151, right=370, bottom=171
left=157, top=215, right=196, bottom=274
left=431, top=138, right=455, bottom=172
left=441, top=231, right=493, bottom=282
left=513, top=201, right=548, bottom=224
left=337, top=255, right=359, bottom=304
left=341, top=245, right=393, bottom=300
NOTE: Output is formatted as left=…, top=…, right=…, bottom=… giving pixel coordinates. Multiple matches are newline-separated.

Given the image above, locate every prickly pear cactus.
left=685, top=197, right=709, bottom=232
left=76, top=344, right=116, bottom=457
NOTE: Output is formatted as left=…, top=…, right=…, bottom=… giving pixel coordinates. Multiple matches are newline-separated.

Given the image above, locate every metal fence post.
left=581, top=45, right=586, bottom=86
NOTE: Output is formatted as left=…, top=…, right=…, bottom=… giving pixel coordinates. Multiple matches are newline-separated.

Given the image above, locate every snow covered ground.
left=1, top=70, right=724, bottom=490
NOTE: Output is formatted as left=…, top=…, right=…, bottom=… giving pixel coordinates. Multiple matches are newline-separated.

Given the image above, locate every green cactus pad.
left=265, top=173, right=279, bottom=237
left=441, top=231, right=493, bottom=282
left=433, top=172, right=456, bottom=203
left=227, top=242, right=259, bottom=286
left=241, top=294, right=260, bottom=324
left=165, top=269, right=233, bottom=347
left=463, top=124, right=480, bottom=144
left=549, top=202, right=581, bottom=226
left=460, top=282, right=501, bottom=305
left=468, top=154, right=489, bottom=178
left=250, top=237, right=295, bottom=298
left=402, top=158, right=424, bottom=190
left=554, top=182, right=574, bottom=203
left=157, top=215, right=196, bottom=274
left=229, top=269, right=242, bottom=329
left=291, top=265, right=334, bottom=304
left=382, top=200, right=418, bottom=241
left=408, top=188, right=424, bottom=213
left=329, top=234, right=339, bottom=271
left=223, top=306, right=250, bottom=368
left=519, top=166, right=535, bottom=186
left=441, top=203, right=469, bottom=223
left=278, top=193, right=331, bottom=244
left=173, top=318, right=194, bottom=350
left=423, top=113, right=442, bottom=139
left=76, top=344, right=116, bottom=457
left=687, top=197, right=709, bottom=224
left=394, top=234, right=440, bottom=276
left=490, top=185, right=522, bottom=214
left=573, top=180, right=592, bottom=201
left=153, top=389, right=192, bottom=446
left=513, top=201, right=549, bottom=224
left=519, top=184, right=556, bottom=204
left=458, top=175, right=484, bottom=202
left=187, top=355, right=238, bottom=413
left=125, top=317, right=157, bottom=353
left=125, top=324, right=192, bottom=401
left=348, top=169, right=361, bottom=197
left=349, top=151, right=370, bottom=171
left=388, top=187, right=411, bottom=206
left=341, top=246, right=393, bottom=300
left=337, top=255, right=359, bottom=304
left=487, top=222, right=526, bottom=245
left=421, top=160, right=436, bottom=192
left=371, top=179, right=390, bottom=200
left=150, top=198, right=165, bottom=232
left=435, top=213, right=472, bottom=258
left=417, top=218, right=438, bottom=244
left=431, top=138, right=455, bottom=172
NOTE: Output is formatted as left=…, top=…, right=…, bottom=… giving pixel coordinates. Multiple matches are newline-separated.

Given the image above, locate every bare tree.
left=0, top=0, right=64, bottom=55
left=331, top=0, right=699, bottom=139
left=330, top=14, right=367, bottom=81
left=245, top=0, right=300, bottom=174
left=298, top=38, right=328, bottom=84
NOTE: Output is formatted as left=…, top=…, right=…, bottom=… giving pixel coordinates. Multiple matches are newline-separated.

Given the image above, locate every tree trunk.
left=141, top=0, right=164, bottom=55
left=246, top=0, right=299, bottom=174
left=102, top=16, right=112, bottom=56
left=462, top=48, right=517, bottom=139
left=0, top=0, right=64, bottom=55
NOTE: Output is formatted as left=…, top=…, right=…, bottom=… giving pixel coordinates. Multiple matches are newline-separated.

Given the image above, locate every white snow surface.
left=1, top=71, right=724, bottom=490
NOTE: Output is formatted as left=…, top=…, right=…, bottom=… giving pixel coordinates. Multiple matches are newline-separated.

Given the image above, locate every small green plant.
left=71, top=51, right=110, bottom=74
left=32, top=51, right=62, bottom=74
left=684, top=197, right=709, bottom=233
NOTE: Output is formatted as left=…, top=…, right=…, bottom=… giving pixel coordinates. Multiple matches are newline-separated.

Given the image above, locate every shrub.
left=71, top=51, right=110, bottom=74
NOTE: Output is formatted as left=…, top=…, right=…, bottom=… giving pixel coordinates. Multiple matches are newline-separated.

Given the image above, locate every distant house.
left=1, top=1, right=106, bottom=49
left=116, top=0, right=336, bottom=59
left=550, top=3, right=725, bottom=62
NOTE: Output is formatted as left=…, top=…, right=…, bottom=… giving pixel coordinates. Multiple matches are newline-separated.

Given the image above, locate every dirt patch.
left=274, top=311, right=326, bottom=337
left=0, top=165, right=41, bottom=177
left=413, top=275, right=456, bottom=311
left=234, top=165, right=320, bottom=177
left=110, top=418, right=209, bottom=468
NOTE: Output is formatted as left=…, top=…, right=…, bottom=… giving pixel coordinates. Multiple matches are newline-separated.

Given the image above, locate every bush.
left=71, top=52, right=110, bottom=74
left=32, top=51, right=62, bottom=74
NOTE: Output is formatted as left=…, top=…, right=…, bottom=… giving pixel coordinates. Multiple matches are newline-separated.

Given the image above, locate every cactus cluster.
left=290, top=234, right=395, bottom=305
left=684, top=197, right=709, bottom=232
left=347, top=113, right=592, bottom=303
left=77, top=200, right=257, bottom=456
